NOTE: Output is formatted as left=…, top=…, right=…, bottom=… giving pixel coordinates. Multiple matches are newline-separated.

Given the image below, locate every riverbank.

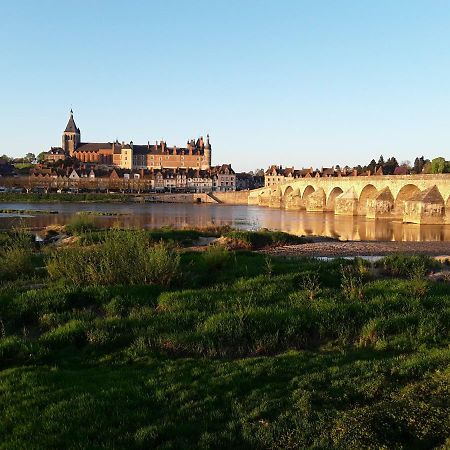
left=0, top=191, right=250, bottom=205
left=1, top=226, right=449, bottom=449
left=0, top=192, right=131, bottom=203
left=262, top=240, right=450, bottom=258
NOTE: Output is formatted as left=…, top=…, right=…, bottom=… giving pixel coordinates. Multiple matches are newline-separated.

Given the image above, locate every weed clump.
left=202, top=245, right=232, bottom=270
left=46, top=230, right=180, bottom=286
left=0, top=229, right=34, bottom=282
left=222, top=229, right=307, bottom=249
left=300, top=272, right=321, bottom=300
left=340, top=265, right=364, bottom=301
left=65, top=214, right=98, bottom=235
left=380, top=254, right=437, bottom=277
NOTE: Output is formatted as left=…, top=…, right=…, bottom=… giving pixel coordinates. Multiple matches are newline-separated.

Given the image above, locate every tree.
left=24, top=153, right=36, bottom=162
left=382, top=157, right=399, bottom=175
left=431, top=157, right=447, bottom=174
left=422, top=161, right=432, bottom=174
left=367, top=159, right=377, bottom=174
left=0, top=154, right=11, bottom=162
left=377, top=155, right=385, bottom=167
left=37, top=152, right=47, bottom=163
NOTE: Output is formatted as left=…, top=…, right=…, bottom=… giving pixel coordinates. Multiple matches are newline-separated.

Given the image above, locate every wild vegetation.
left=0, top=227, right=449, bottom=449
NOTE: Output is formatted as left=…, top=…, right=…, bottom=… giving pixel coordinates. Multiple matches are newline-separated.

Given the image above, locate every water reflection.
left=0, top=202, right=449, bottom=242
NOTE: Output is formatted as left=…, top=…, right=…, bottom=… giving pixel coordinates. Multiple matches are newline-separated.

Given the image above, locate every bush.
left=46, top=230, right=180, bottom=286
left=380, top=254, right=438, bottom=277
left=299, top=271, right=321, bottom=300
left=65, top=214, right=98, bottom=234
left=0, top=229, right=34, bottom=282
left=0, top=246, right=34, bottom=282
left=340, top=265, right=364, bottom=301
left=222, top=229, right=307, bottom=250
left=202, top=245, right=232, bottom=270
left=39, top=320, right=87, bottom=349
left=0, top=336, right=29, bottom=365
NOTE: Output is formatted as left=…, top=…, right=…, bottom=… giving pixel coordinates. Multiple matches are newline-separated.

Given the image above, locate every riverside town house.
left=57, top=110, right=212, bottom=171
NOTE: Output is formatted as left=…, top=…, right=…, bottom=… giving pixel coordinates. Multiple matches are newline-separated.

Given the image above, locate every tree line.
left=352, top=155, right=450, bottom=175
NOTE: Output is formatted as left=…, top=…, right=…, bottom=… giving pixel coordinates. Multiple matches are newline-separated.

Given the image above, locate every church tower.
left=204, top=134, right=211, bottom=168
left=62, top=109, right=80, bottom=156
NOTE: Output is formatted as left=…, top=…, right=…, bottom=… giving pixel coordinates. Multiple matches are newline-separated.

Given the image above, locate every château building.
left=57, top=110, right=212, bottom=170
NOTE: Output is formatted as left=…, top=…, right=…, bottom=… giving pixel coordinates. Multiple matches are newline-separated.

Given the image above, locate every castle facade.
left=58, top=111, right=212, bottom=170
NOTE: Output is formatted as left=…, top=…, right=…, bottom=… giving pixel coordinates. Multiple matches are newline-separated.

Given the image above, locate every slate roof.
left=64, top=111, right=79, bottom=133
left=75, top=143, right=112, bottom=152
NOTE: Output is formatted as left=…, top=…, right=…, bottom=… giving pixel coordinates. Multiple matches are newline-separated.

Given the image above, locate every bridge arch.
left=394, top=184, right=421, bottom=214
left=358, top=184, right=377, bottom=215
left=282, top=185, right=294, bottom=197
left=326, top=187, right=344, bottom=211
left=302, top=185, right=315, bottom=200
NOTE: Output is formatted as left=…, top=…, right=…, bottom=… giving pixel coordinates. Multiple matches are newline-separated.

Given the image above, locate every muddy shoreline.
left=262, top=240, right=450, bottom=258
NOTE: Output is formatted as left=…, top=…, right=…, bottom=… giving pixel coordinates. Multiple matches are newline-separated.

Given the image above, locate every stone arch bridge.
left=248, top=174, right=450, bottom=224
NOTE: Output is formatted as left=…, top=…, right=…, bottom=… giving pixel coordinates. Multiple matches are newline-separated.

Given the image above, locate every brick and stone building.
left=56, top=110, right=212, bottom=170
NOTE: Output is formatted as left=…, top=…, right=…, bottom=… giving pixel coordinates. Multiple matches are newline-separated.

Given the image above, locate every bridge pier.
left=305, top=188, right=326, bottom=212
left=403, top=186, right=445, bottom=224
left=284, top=194, right=304, bottom=210
left=366, top=187, right=395, bottom=219
left=335, top=188, right=358, bottom=215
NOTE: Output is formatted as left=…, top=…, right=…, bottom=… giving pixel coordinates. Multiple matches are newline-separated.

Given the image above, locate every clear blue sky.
left=1, top=0, right=449, bottom=171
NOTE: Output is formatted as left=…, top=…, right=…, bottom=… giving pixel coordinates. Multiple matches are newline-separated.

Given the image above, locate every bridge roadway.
left=248, top=174, right=450, bottom=224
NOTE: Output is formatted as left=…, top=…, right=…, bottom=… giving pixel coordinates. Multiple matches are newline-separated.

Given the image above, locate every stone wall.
left=214, top=190, right=250, bottom=204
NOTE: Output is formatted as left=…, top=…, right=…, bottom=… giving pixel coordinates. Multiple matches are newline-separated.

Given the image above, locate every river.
left=0, top=202, right=449, bottom=241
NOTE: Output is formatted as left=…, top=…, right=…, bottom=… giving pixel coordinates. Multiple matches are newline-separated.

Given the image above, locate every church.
left=57, top=110, right=212, bottom=171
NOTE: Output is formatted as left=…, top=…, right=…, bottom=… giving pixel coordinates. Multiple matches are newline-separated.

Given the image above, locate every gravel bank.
left=262, top=240, right=450, bottom=258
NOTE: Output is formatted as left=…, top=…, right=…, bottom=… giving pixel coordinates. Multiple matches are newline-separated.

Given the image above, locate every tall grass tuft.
left=300, top=272, right=321, bottom=300
left=65, top=214, right=98, bottom=235
left=340, top=265, right=364, bottom=301
left=46, top=230, right=180, bottom=285
left=202, top=245, right=232, bottom=270
left=380, top=254, right=437, bottom=277
left=0, top=228, right=34, bottom=282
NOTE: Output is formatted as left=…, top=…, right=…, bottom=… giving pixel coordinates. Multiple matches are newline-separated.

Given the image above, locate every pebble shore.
left=262, top=240, right=450, bottom=258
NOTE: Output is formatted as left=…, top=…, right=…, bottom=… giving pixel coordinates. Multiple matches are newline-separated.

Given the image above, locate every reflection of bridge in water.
left=1, top=203, right=449, bottom=242
left=249, top=174, right=450, bottom=225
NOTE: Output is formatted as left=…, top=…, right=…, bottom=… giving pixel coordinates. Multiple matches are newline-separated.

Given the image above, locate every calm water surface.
left=0, top=202, right=449, bottom=241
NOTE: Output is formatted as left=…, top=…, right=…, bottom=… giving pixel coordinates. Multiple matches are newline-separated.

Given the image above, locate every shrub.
left=340, top=265, right=364, bottom=301
left=39, top=320, right=87, bottom=349
left=410, top=263, right=429, bottom=298
left=0, top=228, right=35, bottom=283
left=222, top=229, right=307, bottom=250
left=0, top=246, right=34, bottom=282
left=46, top=230, right=180, bottom=286
left=299, top=272, right=321, bottom=300
left=65, top=214, right=98, bottom=234
left=202, top=245, right=232, bottom=270
left=380, top=254, right=438, bottom=277
left=0, top=336, right=29, bottom=365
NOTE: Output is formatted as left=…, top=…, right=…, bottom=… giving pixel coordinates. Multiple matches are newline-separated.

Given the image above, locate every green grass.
left=0, top=231, right=449, bottom=448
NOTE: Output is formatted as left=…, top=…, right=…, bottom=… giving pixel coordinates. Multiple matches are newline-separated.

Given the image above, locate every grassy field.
left=0, top=226, right=449, bottom=449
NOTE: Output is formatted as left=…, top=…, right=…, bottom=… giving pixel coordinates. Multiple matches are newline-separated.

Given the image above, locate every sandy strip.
left=261, top=241, right=450, bottom=258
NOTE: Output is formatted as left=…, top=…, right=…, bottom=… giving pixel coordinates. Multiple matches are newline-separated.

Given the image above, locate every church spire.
left=62, top=109, right=81, bottom=156
left=65, top=109, right=79, bottom=133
